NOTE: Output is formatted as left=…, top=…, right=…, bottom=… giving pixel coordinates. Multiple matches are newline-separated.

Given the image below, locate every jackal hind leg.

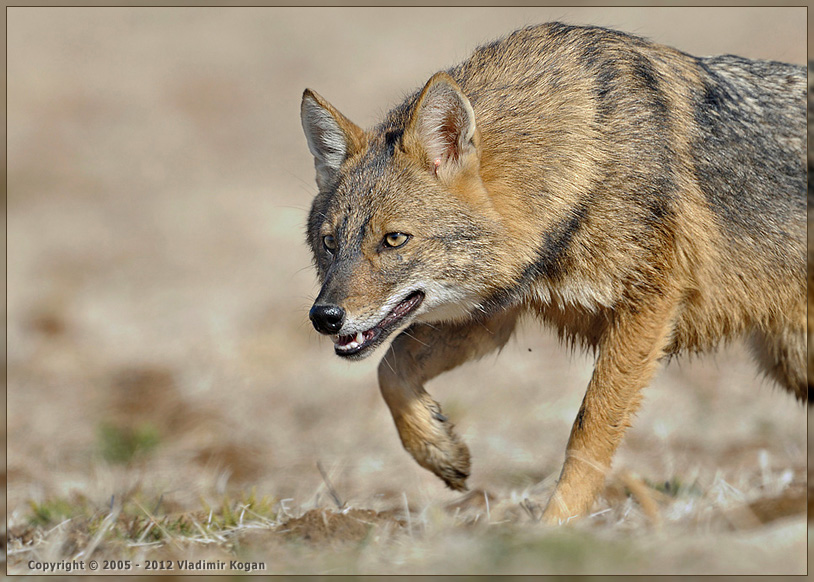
left=541, top=286, right=682, bottom=524
left=749, top=327, right=808, bottom=403
left=378, top=309, right=519, bottom=491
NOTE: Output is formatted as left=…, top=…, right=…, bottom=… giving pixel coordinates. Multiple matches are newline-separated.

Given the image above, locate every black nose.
left=309, top=304, right=346, bottom=334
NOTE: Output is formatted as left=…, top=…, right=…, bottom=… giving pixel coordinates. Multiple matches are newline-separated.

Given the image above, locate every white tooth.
left=356, top=331, right=364, bottom=344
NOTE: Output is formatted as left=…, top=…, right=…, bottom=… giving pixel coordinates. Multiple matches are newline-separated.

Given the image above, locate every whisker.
left=293, top=265, right=316, bottom=275
left=383, top=345, right=397, bottom=374
left=275, top=203, right=311, bottom=213
left=402, top=330, right=430, bottom=348
left=475, top=318, right=495, bottom=335
left=284, top=169, right=318, bottom=193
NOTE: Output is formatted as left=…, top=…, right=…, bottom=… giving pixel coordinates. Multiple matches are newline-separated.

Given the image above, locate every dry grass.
left=5, top=7, right=809, bottom=575
left=6, top=470, right=807, bottom=574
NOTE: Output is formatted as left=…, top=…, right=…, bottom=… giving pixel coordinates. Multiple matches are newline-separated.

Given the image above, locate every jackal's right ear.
left=301, top=89, right=365, bottom=190
left=404, top=72, right=479, bottom=179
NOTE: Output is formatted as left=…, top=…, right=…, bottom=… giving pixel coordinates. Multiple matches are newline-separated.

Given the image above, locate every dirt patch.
left=444, top=488, right=498, bottom=514
left=724, top=484, right=808, bottom=530
left=278, top=508, right=405, bottom=545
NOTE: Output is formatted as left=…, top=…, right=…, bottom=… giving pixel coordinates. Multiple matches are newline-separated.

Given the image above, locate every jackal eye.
left=383, top=232, right=410, bottom=248
left=322, top=234, right=336, bottom=252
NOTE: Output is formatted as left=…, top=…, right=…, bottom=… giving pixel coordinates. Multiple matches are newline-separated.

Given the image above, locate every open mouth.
left=332, top=291, right=424, bottom=357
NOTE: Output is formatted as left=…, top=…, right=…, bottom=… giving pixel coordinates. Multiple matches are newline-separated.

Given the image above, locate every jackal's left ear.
left=405, top=72, right=479, bottom=177
left=301, top=89, right=365, bottom=191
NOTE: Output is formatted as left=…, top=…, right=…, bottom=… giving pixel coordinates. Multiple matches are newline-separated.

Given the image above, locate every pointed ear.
left=405, top=72, right=479, bottom=177
left=301, top=89, right=365, bottom=190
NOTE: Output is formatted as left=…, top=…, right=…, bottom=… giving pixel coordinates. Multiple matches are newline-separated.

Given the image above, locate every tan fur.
left=302, top=23, right=807, bottom=524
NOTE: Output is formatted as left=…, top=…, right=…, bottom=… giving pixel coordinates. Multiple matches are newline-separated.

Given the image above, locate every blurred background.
left=6, top=6, right=808, bottom=574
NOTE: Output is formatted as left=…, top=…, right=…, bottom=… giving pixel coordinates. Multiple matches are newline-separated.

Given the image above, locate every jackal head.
left=301, top=73, right=506, bottom=359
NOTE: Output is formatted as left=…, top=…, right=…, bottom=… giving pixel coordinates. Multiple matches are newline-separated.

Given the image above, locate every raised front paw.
left=431, top=423, right=471, bottom=492
left=395, top=400, right=471, bottom=491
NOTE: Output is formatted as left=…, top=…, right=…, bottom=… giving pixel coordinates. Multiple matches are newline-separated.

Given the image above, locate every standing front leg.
left=542, top=286, right=681, bottom=524
left=378, top=310, right=519, bottom=491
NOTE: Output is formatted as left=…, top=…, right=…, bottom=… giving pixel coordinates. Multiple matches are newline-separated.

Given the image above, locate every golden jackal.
left=300, top=23, right=807, bottom=524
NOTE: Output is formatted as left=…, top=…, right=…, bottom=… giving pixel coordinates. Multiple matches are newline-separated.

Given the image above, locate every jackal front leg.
left=542, top=287, right=681, bottom=524
left=378, top=310, right=518, bottom=491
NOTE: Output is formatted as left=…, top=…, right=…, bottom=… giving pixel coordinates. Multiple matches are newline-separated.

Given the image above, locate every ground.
left=5, top=6, right=809, bottom=575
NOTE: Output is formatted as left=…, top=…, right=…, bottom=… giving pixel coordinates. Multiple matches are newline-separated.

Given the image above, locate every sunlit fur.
left=302, top=23, right=807, bottom=524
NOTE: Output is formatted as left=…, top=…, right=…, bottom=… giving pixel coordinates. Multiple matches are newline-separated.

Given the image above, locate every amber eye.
left=322, top=234, right=336, bottom=251
left=383, top=232, right=410, bottom=248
